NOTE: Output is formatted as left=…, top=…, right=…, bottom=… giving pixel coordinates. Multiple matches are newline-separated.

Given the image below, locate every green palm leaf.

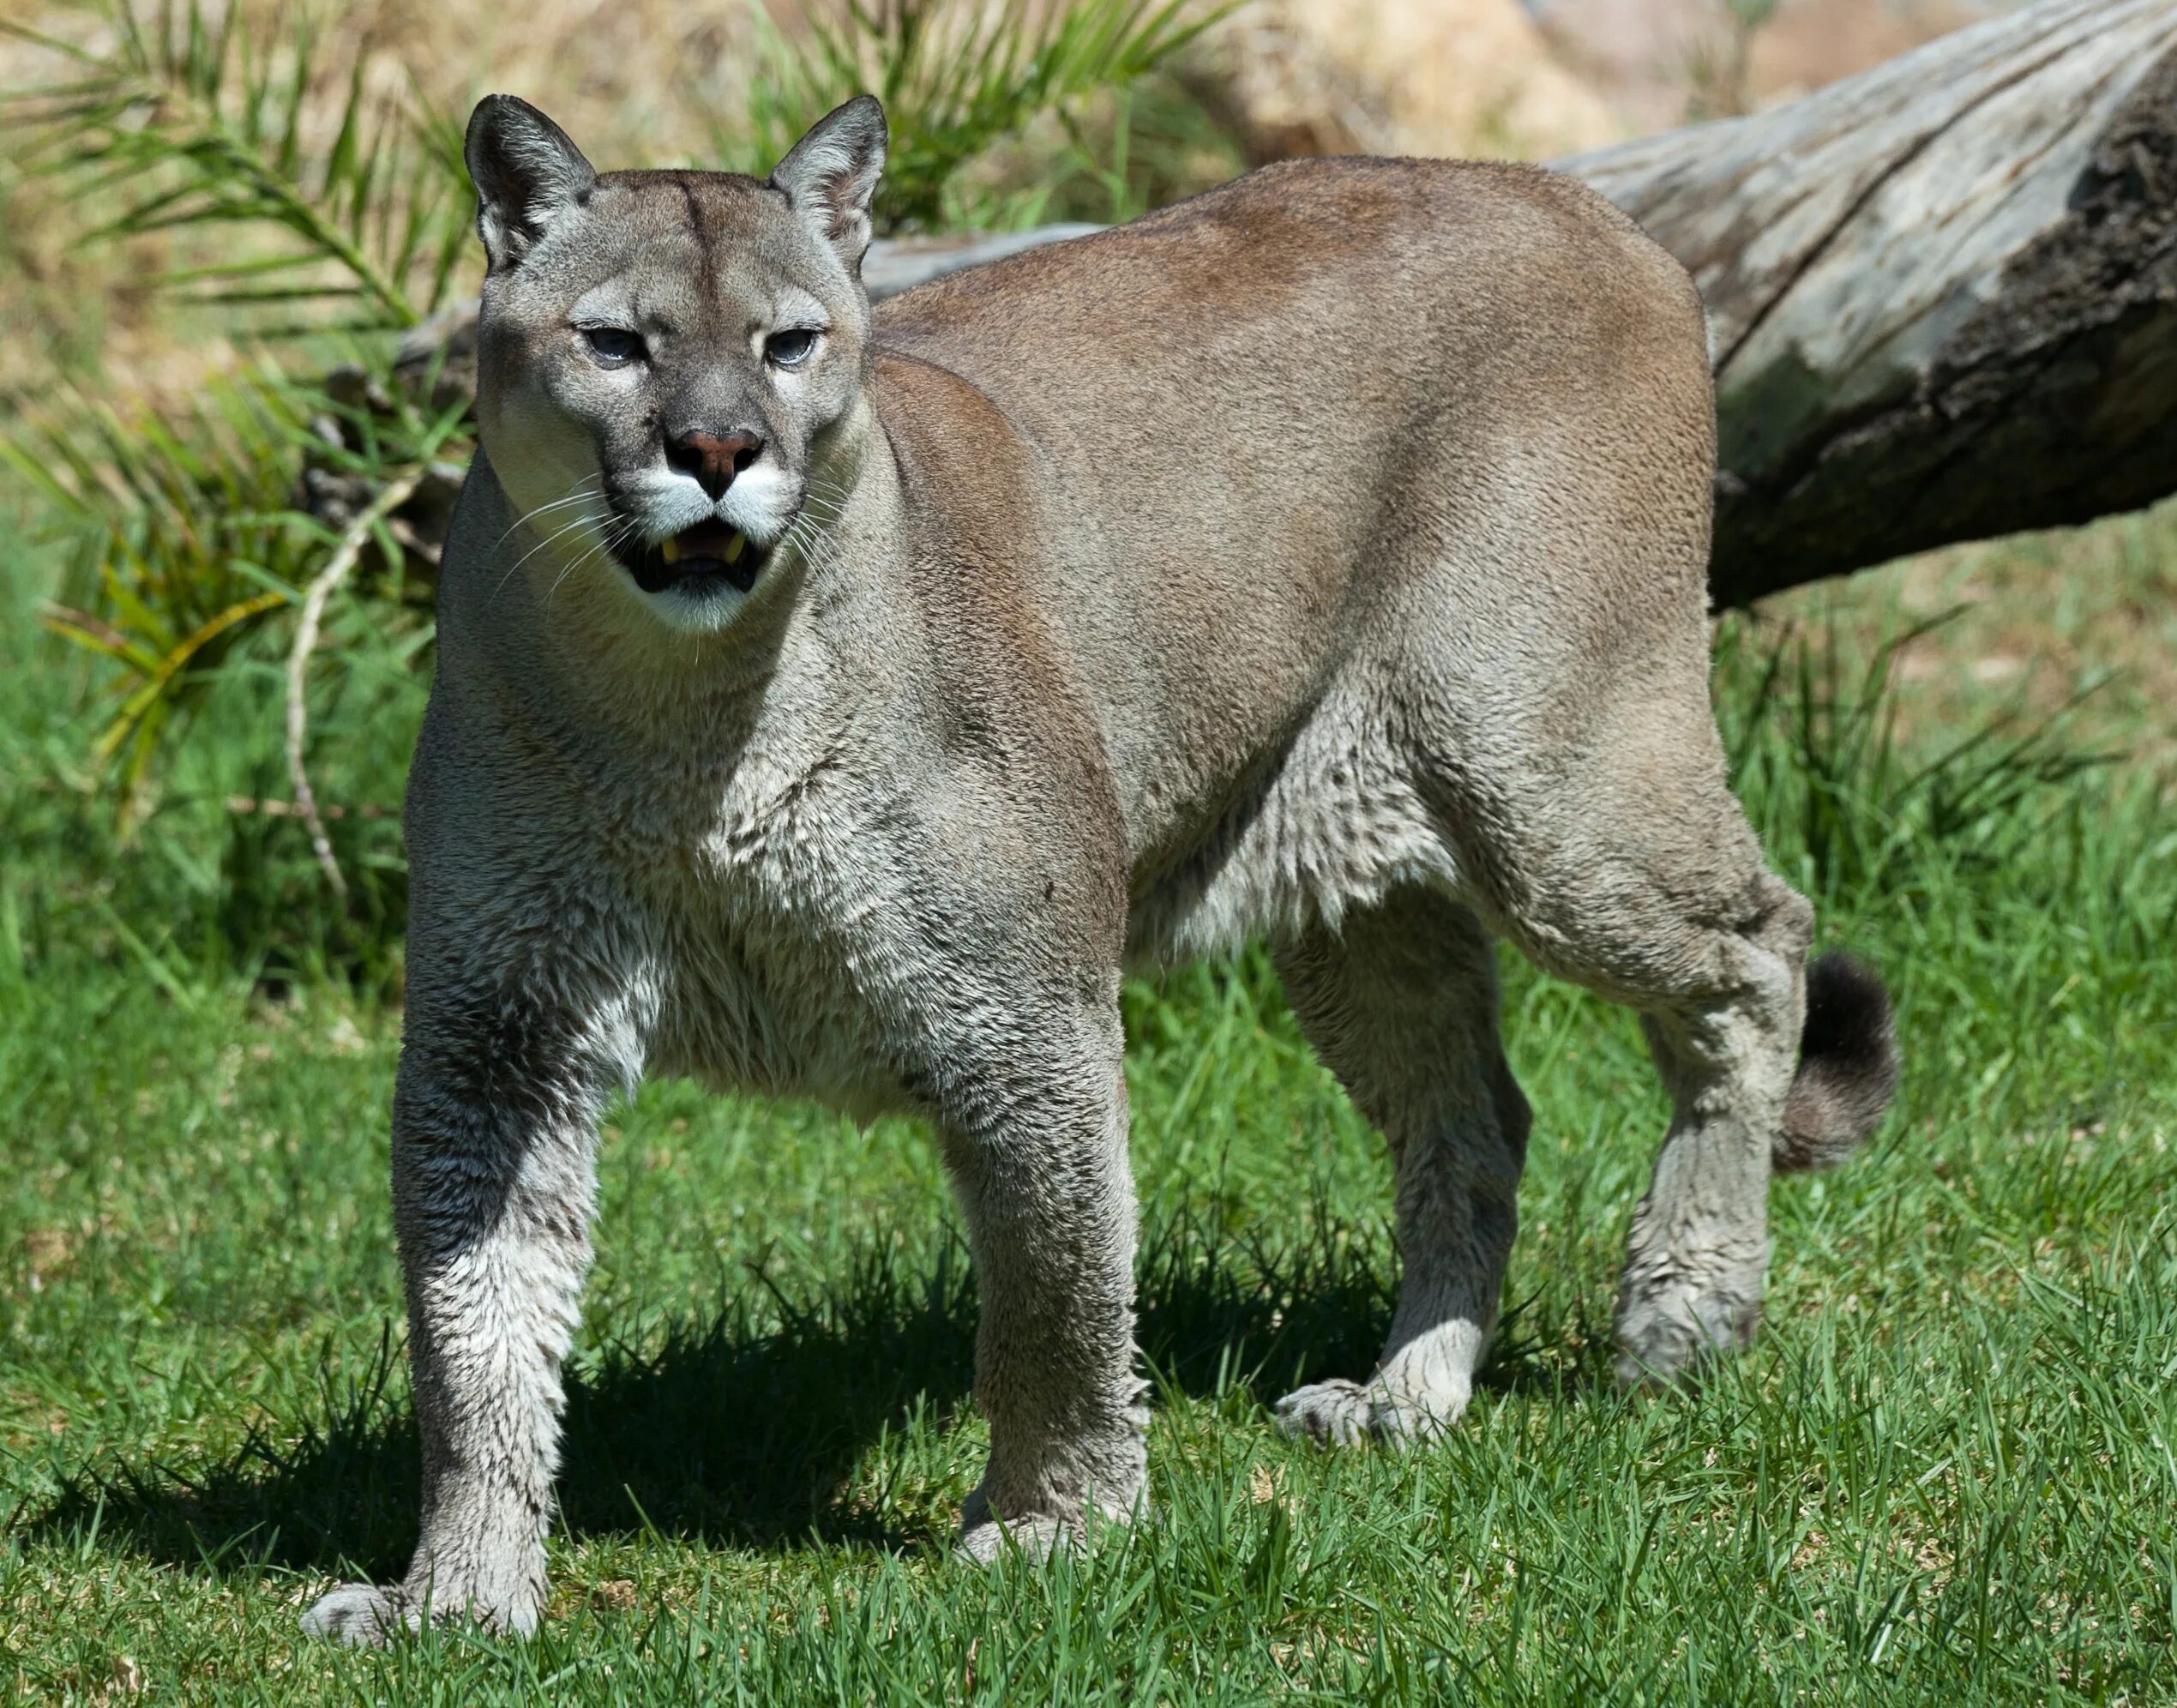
left=739, top=0, right=1237, bottom=232
left=0, top=0, right=473, bottom=330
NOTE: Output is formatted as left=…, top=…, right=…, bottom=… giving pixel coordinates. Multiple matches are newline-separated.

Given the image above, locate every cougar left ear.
left=466, top=94, right=597, bottom=272
left=768, top=95, right=888, bottom=275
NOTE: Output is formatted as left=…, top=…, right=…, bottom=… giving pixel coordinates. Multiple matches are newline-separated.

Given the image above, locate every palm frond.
left=738, top=0, right=1237, bottom=232
left=0, top=1, right=473, bottom=329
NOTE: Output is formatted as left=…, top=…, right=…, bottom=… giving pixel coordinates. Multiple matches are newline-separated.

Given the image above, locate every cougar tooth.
left=724, top=533, right=745, bottom=564
left=661, top=536, right=681, bottom=565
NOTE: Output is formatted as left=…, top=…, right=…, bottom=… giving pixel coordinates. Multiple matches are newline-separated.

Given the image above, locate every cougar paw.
left=1275, top=1378, right=1400, bottom=1446
left=1613, top=1283, right=1760, bottom=1391
left=959, top=1511, right=1076, bottom=1566
left=301, top=1582, right=416, bottom=1648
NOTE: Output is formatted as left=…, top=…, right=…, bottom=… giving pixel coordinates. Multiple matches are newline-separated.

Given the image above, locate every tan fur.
left=301, top=97, right=1897, bottom=1645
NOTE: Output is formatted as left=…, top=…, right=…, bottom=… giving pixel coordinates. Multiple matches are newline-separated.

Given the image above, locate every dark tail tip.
left=1774, top=951, right=1900, bottom=1173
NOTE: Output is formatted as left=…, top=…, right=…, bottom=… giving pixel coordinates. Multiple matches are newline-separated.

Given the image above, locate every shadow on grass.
left=24, top=1209, right=1592, bottom=1580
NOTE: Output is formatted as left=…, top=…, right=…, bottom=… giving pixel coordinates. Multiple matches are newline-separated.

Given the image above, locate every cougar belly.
left=1123, top=700, right=1457, bottom=967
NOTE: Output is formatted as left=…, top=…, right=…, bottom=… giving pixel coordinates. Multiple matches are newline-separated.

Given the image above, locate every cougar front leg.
left=941, top=1004, right=1147, bottom=1560
left=303, top=1022, right=607, bottom=1645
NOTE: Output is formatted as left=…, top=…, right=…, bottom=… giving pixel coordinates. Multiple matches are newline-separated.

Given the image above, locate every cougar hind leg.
left=1272, top=887, right=1531, bottom=1445
left=1452, top=693, right=1896, bottom=1390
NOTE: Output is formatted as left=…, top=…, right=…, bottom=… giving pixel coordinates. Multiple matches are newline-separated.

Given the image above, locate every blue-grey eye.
left=766, top=328, right=819, bottom=369
left=581, top=326, right=644, bottom=367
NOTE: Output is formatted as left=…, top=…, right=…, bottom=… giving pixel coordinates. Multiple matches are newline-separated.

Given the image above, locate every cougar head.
left=463, top=93, right=887, bottom=634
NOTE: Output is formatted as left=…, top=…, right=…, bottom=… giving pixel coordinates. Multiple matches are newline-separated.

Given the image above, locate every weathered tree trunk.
left=355, top=0, right=2177, bottom=606
left=1563, top=0, right=2177, bottom=604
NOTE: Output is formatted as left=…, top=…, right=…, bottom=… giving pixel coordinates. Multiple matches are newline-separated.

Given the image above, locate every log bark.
left=340, top=0, right=2177, bottom=606
left=1562, top=0, right=2177, bottom=604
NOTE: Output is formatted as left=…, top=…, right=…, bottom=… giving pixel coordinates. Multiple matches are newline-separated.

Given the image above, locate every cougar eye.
left=766, top=327, right=819, bottom=369
left=580, top=326, right=645, bottom=368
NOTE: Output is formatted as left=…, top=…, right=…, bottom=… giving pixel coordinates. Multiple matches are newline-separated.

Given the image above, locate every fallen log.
left=1564, top=0, right=2177, bottom=604
left=336, top=0, right=2177, bottom=606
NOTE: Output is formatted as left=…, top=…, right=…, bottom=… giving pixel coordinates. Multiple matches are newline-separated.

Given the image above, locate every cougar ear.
left=465, top=95, right=597, bottom=271
left=767, top=95, right=887, bottom=274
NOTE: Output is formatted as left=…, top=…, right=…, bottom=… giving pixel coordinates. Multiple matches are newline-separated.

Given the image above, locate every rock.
left=1204, top=0, right=1622, bottom=162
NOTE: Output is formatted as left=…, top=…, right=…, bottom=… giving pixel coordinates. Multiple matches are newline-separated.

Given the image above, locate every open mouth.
left=621, top=520, right=768, bottom=596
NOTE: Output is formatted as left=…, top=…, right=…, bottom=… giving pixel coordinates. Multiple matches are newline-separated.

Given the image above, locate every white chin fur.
left=637, top=575, right=755, bottom=635
left=536, top=464, right=801, bottom=636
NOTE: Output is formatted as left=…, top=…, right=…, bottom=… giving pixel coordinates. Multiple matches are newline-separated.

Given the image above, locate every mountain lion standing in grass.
left=304, top=93, right=1898, bottom=1644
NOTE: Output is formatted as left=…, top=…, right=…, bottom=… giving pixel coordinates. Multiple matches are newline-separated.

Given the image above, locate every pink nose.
left=665, top=428, right=763, bottom=499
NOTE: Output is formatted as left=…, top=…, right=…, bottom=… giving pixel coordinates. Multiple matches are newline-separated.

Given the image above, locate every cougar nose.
left=665, top=428, right=763, bottom=501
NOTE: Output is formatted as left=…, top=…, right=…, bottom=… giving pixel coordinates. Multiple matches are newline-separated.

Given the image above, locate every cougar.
left=302, top=93, right=1899, bottom=1644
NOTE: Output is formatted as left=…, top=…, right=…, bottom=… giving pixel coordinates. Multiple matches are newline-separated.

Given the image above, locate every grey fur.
left=301, top=95, right=1899, bottom=1644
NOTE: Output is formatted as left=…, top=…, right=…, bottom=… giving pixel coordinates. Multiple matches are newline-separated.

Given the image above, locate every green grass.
left=4, top=505, right=2177, bottom=1705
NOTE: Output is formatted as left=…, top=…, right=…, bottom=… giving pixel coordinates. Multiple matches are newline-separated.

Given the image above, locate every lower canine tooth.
left=724, top=533, right=745, bottom=564
left=661, top=537, right=680, bottom=565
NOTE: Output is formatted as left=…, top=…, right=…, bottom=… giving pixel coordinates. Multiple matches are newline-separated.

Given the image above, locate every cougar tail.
left=1772, top=951, right=1900, bottom=1173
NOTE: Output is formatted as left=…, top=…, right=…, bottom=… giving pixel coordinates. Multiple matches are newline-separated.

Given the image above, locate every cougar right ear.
left=768, top=95, right=888, bottom=276
left=465, top=95, right=597, bottom=271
